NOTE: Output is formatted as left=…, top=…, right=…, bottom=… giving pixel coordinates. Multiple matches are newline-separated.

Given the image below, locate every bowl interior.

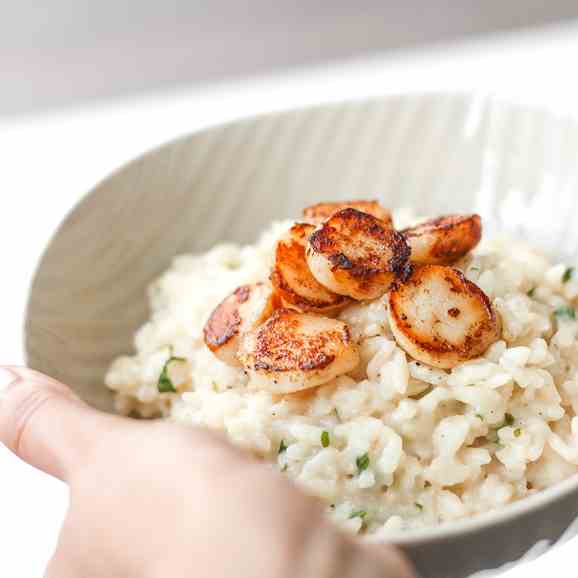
left=26, top=93, right=578, bottom=411
left=24, top=94, right=578, bottom=548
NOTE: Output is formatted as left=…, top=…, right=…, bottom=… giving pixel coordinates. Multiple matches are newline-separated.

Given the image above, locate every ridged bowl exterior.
left=25, top=94, right=578, bottom=578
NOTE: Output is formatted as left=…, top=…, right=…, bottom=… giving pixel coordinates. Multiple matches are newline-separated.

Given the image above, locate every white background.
left=3, top=0, right=578, bottom=115
left=2, top=22, right=578, bottom=577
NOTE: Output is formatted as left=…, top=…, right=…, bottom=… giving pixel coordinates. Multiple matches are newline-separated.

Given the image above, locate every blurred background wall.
left=2, top=0, right=578, bottom=116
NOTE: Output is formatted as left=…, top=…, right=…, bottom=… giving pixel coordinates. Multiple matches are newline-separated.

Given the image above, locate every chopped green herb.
left=157, top=356, right=187, bottom=393
left=415, top=503, right=423, bottom=511
left=555, top=306, right=576, bottom=320
left=349, top=510, right=367, bottom=520
left=278, top=440, right=288, bottom=454
left=356, top=453, right=370, bottom=474
left=514, top=428, right=522, bottom=438
left=491, top=413, right=516, bottom=437
left=475, top=413, right=484, bottom=420
left=493, top=414, right=514, bottom=436
left=527, top=287, right=536, bottom=298
left=563, top=267, right=575, bottom=283
left=321, top=431, right=330, bottom=448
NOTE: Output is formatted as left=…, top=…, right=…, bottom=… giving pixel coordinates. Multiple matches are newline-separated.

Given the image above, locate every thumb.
left=362, top=543, right=418, bottom=578
left=0, top=366, right=121, bottom=481
left=304, top=525, right=417, bottom=578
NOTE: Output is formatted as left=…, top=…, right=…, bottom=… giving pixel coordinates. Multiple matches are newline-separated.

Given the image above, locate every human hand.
left=0, top=367, right=416, bottom=578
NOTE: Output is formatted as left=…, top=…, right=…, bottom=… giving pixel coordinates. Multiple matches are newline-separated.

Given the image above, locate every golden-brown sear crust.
left=309, top=209, right=409, bottom=277
left=238, top=308, right=359, bottom=393
left=203, top=283, right=275, bottom=366
left=307, top=208, right=410, bottom=300
left=249, top=309, right=348, bottom=372
left=402, top=214, right=482, bottom=265
left=303, top=200, right=393, bottom=226
left=270, top=222, right=351, bottom=313
left=203, top=285, right=249, bottom=350
left=388, top=265, right=501, bottom=368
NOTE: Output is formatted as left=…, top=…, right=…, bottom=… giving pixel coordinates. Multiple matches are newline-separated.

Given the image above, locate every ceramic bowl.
left=25, top=93, right=578, bottom=578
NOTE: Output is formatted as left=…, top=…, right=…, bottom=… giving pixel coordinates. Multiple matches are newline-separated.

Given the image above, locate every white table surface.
left=2, top=22, right=578, bottom=577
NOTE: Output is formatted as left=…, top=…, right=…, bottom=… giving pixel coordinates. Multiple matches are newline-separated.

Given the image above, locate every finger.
left=43, top=520, right=85, bottom=578
left=0, top=366, right=122, bottom=481
left=306, top=529, right=417, bottom=578
left=286, top=492, right=417, bottom=578
left=327, top=537, right=416, bottom=578
left=361, top=543, right=417, bottom=578
left=44, top=553, right=77, bottom=578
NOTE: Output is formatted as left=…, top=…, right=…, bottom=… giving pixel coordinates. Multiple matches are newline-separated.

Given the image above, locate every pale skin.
left=0, top=367, right=416, bottom=578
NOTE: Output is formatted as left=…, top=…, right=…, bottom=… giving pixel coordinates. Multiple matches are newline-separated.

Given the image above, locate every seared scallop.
left=388, top=265, right=501, bottom=369
left=270, top=222, right=351, bottom=314
left=402, top=214, right=482, bottom=265
left=238, top=308, right=359, bottom=393
left=303, top=200, right=393, bottom=226
left=306, top=208, right=410, bottom=300
left=203, top=283, right=276, bottom=366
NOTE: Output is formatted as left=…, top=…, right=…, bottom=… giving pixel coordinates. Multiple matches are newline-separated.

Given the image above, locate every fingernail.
left=0, top=367, right=20, bottom=401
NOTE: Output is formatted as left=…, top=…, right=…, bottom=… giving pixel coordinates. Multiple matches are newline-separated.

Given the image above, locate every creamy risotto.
left=105, top=208, right=578, bottom=537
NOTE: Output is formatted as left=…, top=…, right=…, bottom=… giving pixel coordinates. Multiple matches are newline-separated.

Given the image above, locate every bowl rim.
left=24, top=90, right=578, bottom=546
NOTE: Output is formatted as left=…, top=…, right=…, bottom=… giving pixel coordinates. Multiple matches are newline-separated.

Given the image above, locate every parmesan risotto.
left=105, top=209, right=578, bottom=537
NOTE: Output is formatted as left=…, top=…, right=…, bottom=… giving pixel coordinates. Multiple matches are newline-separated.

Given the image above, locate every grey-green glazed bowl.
left=25, top=93, right=578, bottom=578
